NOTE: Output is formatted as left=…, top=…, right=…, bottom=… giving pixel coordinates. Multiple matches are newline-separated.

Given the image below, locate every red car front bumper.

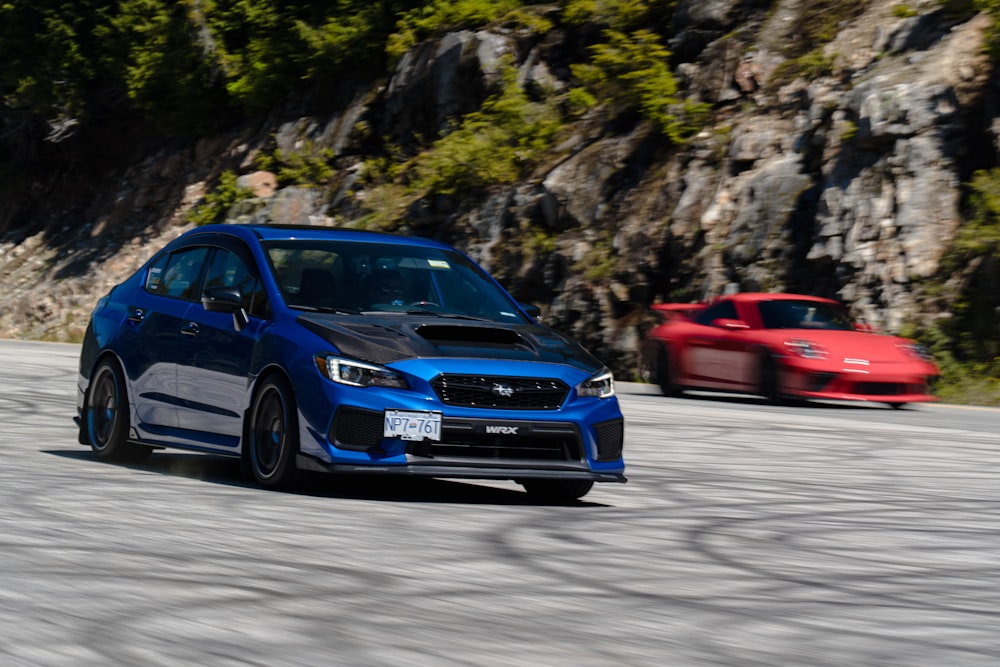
left=780, top=360, right=939, bottom=404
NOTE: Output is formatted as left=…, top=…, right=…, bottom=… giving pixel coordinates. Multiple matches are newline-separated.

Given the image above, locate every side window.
left=694, top=300, right=739, bottom=327
left=146, top=247, right=210, bottom=300
left=145, top=253, right=170, bottom=294
left=202, top=249, right=269, bottom=319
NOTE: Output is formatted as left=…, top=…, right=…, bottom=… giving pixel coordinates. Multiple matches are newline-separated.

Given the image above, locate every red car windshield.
left=758, top=300, right=854, bottom=330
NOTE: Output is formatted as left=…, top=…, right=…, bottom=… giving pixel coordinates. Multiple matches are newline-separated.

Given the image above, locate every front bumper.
left=781, top=362, right=939, bottom=403
left=305, top=408, right=626, bottom=482
left=296, top=455, right=627, bottom=482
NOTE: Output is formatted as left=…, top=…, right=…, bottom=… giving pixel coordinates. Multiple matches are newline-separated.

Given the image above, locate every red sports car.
left=639, top=292, right=940, bottom=408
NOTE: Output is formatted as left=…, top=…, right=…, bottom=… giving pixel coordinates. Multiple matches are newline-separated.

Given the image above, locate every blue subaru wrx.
left=77, top=224, right=626, bottom=500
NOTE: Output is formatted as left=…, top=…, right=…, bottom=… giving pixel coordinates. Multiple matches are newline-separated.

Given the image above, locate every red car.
left=639, top=292, right=940, bottom=408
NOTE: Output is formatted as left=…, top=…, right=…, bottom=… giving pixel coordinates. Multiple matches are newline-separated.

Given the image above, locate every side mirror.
left=202, top=286, right=249, bottom=331
left=520, top=303, right=542, bottom=320
left=714, top=318, right=750, bottom=331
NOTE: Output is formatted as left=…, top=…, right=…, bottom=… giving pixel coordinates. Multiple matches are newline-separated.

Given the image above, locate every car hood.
left=768, top=329, right=927, bottom=363
left=297, top=314, right=607, bottom=373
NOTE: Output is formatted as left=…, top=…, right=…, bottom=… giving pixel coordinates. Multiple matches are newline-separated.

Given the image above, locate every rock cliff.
left=0, top=0, right=996, bottom=380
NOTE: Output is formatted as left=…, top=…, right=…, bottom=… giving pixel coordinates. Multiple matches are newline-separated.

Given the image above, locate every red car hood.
left=763, top=329, right=925, bottom=364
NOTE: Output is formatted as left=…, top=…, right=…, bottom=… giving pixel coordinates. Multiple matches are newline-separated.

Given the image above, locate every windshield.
left=263, top=239, right=527, bottom=323
left=758, top=299, right=854, bottom=331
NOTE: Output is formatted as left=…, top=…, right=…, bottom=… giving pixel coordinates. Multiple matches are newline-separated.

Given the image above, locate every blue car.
left=76, top=224, right=626, bottom=500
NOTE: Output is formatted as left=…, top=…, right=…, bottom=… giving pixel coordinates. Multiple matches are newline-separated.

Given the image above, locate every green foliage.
left=203, top=0, right=397, bottom=110
left=840, top=120, right=858, bottom=142
left=255, top=142, right=335, bottom=187
left=387, top=0, right=524, bottom=61
left=571, top=29, right=709, bottom=142
left=902, top=321, right=1000, bottom=406
left=970, top=0, right=1000, bottom=64
left=112, top=0, right=234, bottom=135
left=187, top=170, right=255, bottom=225
left=911, top=167, right=1000, bottom=402
left=0, top=1, right=119, bottom=123
left=352, top=183, right=415, bottom=231
left=410, top=60, right=561, bottom=196
left=770, top=48, right=837, bottom=87
left=1, top=0, right=406, bottom=139
left=575, top=240, right=616, bottom=281
left=781, top=0, right=868, bottom=60
left=561, top=0, right=673, bottom=31
left=959, top=168, right=1000, bottom=256
left=892, top=3, right=919, bottom=17
left=527, top=226, right=558, bottom=255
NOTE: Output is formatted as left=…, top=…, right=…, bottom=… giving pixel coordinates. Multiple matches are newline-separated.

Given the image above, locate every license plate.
left=383, top=410, right=442, bottom=441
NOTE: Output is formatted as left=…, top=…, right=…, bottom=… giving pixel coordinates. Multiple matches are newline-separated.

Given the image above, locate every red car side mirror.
left=714, top=318, right=750, bottom=330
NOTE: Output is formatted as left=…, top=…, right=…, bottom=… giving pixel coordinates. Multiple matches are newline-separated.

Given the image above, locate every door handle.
left=126, top=308, right=145, bottom=324
left=181, top=322, right=200, bottom=337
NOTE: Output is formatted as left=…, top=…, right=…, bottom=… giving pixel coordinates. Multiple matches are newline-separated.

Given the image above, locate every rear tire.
left=85, top=359, right=152, bottom=462
left=248, top=376, right=300, bottom=490
left=521, top=479, right=594, bottom=502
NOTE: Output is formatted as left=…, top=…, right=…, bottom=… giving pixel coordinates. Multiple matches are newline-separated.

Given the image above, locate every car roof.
left=721, top=292, right=842, bottom=306
left=190, top=223, right=452, bottom=250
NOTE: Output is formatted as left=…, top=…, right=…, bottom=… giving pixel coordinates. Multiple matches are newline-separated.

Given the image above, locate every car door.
left=173, top=243, right=269, bottom=449
left=125, top=245, right=211, bottom=439
left=686, top=299, right=748, bottom=388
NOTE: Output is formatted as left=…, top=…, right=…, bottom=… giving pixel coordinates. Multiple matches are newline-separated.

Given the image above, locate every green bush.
left=255, top=142, right=335, bottom=187
left=187, top=170, right=255, bottom=225
left=0, top=1, right=120, bottom=124
left=571, top=29, right=710, bottom=142
left=410, top=60, right=560, bottom=196
left=770, top=48, right=837, bottom=87
left=562, top=0, right=672, bottom=30
left=387, top=0, right=524, bottom=61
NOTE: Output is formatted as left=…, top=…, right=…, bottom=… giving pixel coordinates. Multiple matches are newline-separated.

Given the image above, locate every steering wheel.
left=409, top=300, right=440, bottom=308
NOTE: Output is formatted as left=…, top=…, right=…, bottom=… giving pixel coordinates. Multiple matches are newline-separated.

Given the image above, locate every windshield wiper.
left=292, top=305, right=363, bottom=315
left=405, top=310, right=491, bottom=321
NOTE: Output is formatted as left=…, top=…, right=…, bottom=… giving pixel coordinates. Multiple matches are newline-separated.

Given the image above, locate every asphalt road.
left=2, top=340, right=999, bottom=666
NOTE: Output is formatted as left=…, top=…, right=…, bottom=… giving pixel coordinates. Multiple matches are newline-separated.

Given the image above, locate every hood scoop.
left=416, top=324, right=531, bottom=350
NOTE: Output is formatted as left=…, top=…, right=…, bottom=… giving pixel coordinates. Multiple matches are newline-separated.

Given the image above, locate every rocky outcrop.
left=0, top=2, right=996, bottom=380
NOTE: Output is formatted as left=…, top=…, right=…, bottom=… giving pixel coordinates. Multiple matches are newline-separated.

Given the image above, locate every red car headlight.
left=897, top=342, right=934, bottom=362
left=784, top=339, right=829, bottom=359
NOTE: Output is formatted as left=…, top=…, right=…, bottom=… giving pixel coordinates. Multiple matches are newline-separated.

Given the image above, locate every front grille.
left=594, top=419, right=624, bottom=462
left=409, top=432, right=581, bottom=461
left=855, top=382, right=906, bottom=396
left=329, top=409, right=585, bottom=463
left=430, top=375, right=569, bottom=410
left=805, top=372, right=837, bottom=392
left=331, top=407, right=383, bottom=450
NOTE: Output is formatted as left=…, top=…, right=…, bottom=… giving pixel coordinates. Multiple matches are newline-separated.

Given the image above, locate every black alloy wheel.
left=248, top=376, right=300, bottom=489
left=85, top=359, right=151, bottom=462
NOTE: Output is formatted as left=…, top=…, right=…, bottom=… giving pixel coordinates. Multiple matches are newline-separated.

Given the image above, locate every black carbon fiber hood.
left=297, top=313, right=606, bottom=373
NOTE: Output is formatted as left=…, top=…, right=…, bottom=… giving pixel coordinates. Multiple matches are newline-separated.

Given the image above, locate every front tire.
left=248, top=376, right=300, bottom=490
left=85, top=359, right=151, bottom=462
left=758, top=354, right=783, bottom=404
left=521, top=479, right=594, bottom=502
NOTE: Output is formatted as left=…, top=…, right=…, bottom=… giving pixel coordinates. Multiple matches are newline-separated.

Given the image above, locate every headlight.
left=784, top=339, right=828, bottom=359
left=315, top=355, right=408, bottom=389
left=897, top=342, right=934, bottom=362
left=577, top=370, right=615, bottom=398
